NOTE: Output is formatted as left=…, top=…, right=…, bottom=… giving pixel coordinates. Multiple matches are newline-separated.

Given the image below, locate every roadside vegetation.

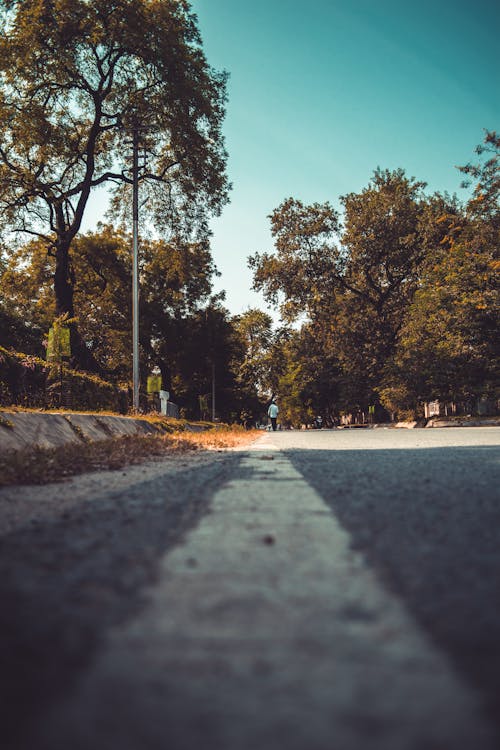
left=0, top=425, right=260, bottom=488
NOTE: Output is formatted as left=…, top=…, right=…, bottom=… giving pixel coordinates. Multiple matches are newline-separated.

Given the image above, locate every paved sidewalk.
left=32, top=434, right=496, bottom=750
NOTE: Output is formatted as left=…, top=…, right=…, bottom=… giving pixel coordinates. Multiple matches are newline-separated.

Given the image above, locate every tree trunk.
left=159, top=361, right=172, bottom=398
left=54, top=240, right=75, bottom=318
left=54, top=240, right=101, bottom=373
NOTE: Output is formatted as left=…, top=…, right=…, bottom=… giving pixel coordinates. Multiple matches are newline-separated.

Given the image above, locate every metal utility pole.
left=211, top=360, right=216, bottom=422
left=132, top=125, right=140, bottom=412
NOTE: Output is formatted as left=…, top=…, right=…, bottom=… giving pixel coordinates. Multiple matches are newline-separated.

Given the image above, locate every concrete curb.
left=390, top=419, right=500, bottom=429
left=0, top=411, right=165, bottom=453
left=425, top=417, right=500, bottom=428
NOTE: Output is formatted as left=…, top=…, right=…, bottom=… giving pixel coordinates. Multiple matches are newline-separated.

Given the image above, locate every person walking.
left=268, top=400, right=279, bottom=431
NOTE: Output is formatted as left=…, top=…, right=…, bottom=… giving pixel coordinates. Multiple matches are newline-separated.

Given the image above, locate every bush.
left=0, top=346, right=127, bottom=412
left=377, top=383, right=423, bottom=422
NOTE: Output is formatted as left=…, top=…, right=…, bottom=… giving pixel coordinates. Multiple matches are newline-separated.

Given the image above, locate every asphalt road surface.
left=1, top=427, right=499, bottom=750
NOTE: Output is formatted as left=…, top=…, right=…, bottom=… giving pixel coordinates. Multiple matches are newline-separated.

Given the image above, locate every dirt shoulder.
left=0, top=409, right=259, bottom=487
left=0, top=448, right=223, bottom=535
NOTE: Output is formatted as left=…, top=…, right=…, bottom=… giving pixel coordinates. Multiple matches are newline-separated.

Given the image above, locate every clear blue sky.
left=188, top=0, right=499, bottom=316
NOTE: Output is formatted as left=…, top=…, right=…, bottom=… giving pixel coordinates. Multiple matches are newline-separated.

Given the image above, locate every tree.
left=249, top=198, right=340, bottom=323
left=385, top=133, right=500, bottom=413
left=231, top=308, right=274, bottom=392
left=171, top=301, right=242, bottom=421
left=459, top=130, right=499, bottom=221
left=140, top=235, right=219, bottom=393
left=230, top=309, right=292, bottom=424
left=275, top=324, right=341, bottom=426
left=1, top=226, right=220, bottom=389
left=0, top=0, right=229, bottom=368
left=0, top=238, right=55, bottom=352
left=250, top=172, right=429, bottom=411
left=331, top=169, right=428, bottom=403
left=0, top=301, right=44, bottom=354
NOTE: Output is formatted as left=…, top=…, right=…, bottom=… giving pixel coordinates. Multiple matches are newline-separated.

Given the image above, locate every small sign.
left=147, top=374, right=162, bottom=393
left=47, top=325, right=71, bottom=362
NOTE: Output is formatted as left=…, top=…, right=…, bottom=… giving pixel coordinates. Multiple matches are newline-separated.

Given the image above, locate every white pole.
left=212, top=360, right=216, bottom=422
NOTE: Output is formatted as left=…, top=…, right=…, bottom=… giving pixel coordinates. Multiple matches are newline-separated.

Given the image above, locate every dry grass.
left=0, top=428, right=260, bottom=487
left=179, top=426, right=261, bottom=450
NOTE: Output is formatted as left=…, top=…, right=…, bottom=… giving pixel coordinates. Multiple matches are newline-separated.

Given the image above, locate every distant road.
left=1, top=426, right=499, bottom=750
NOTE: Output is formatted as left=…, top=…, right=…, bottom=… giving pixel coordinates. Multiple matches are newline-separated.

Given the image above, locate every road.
left=1, top=427, right=499, bottom=750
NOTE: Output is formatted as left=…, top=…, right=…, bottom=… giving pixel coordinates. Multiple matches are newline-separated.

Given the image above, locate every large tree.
left=384, top=132, right=500, bottom=413
left=330, top=169, right=428, bottom=405
left=169, top=301, right=243, bottom=421
left=231, top=309, right=275, bottom=393
left=250, top=172, right=429, bottom=410
left=275, top=324, right=341, bottom=427
left=249, top=197, right=340, bottom=323
left=1, top=226, right=218, bottom=387
left=0, top=0, right=229, bottom=368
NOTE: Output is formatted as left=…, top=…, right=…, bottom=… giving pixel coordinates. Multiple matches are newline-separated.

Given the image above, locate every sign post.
left=47, top=322, right=71, bottom=407
left=47, top=324, right=71, bottom=362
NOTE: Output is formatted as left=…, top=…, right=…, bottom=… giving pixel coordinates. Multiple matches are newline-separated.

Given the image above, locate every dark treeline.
left=249, top=132, right=499, bottom=424
left=0, top=225, right=277, bottom=422
left=1, top=134, right=498, bottom=424
left=2, top=132, right=498, bottom=424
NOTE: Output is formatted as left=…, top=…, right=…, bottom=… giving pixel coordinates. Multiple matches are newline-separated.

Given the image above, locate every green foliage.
left=2, top=129, right=497, bottom=420
left=389, top=235, right=499, bottom=408
left=331, top=169, right=428, bottom=405
left=231, top=309, right=279, bottom=395
left=250, top=136, right=500, bottom=421
left=0, top=226, right=276, bottom=419
left=0, top=345, right=126, bottom=411
left=0, top=303, right=45, bottom=355
left=250, top=171, right=429, bottom=416
left=384, top=133, right=500, bottom=413
left=0, top=0, right=229, bottom=367
left=459, top=130, right=500, bottom=220
left=0, top=0, right=229, bottom=237
left=169, top=302, right=244, bottom=422
left=249, top=198, right=340, bottom=322
left=273, top=325, right=341, bottom=426
left=0, top=225, right=220, bottom=381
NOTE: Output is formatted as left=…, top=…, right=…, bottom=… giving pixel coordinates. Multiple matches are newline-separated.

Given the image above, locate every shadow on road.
left=0, top=454, right=238, bottom=749
left=285, top=445, right=500, bottom=730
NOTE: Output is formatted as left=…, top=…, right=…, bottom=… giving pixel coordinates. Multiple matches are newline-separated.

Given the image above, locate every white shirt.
left=268, top=403, right=279, bottom=418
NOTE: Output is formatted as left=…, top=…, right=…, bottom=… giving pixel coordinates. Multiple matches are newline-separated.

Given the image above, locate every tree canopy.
left=0, top=226, right=275, bottom=421
left=249, top=133, right=499, bottom=423
left=0, top=0, right=229, bottom=367
left=1, top=104, right=497, bottom=421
